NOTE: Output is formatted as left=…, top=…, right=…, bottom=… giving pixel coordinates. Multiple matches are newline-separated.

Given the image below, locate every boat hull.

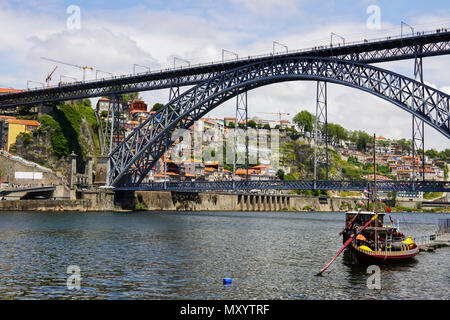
left=348, top=244, right=419, bottom=265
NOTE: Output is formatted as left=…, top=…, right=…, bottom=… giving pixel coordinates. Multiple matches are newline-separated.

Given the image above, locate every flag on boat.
left=363, top=189, right=370, bottom=194
left=389, top=215, right=394, bottom=224
left=383, top=204, right=392, bottom=213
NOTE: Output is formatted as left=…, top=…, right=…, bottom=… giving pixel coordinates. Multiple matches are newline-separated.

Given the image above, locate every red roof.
left=0, top=88, right=22, bottom=94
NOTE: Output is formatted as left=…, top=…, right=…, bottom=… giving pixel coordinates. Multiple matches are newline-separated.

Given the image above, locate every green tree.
left=335, top=124, right=348, bottom=146
left=326, top=123, right=337, bottom=145
left=276, top=169, right=285, bottom=180
left=425, top=149, right=440, bottom=158
left=441, top=149, right=450, bottom=160
left=396, top=138, right=411, bottom=154
left=151, top=103, right=165, bottom=112
left=293, top=110, right=314, bottom=134
left=352, top=131, right=371, bottom=152
left=247, top=120, right=257, bottom=129
left=39, top=114, right=69, bottom=157
left=227, top=121, right=235, bottom=128
left=119, top=92, right=140, bottom=105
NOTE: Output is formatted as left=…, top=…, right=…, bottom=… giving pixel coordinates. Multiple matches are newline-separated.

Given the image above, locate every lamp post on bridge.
left=173, top=57, right=190, bottom=69
left=60, top=75, right=77, bottom=83
left=401, top=21, right=415, bottom=37
left=27, top=80, right=45, bottom=89
left=96, top=70, right=113, bottom=80
left=330, top=32, right=345, bottom=46
left=273, top=41, right=288, bottom=54
left=133, top=64, right=151, bottom=75
left=222, top=49, right=239, bottom=62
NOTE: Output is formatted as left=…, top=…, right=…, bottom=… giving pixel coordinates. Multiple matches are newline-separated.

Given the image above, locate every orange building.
left=0, top=116, right=40, bottom=151
left=130, top=100, right=148, bottom=114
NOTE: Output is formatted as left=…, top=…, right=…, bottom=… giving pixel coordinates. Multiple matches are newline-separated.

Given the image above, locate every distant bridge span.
left=109, top=56, right=450, bottom=187
left=114, top=180, right=450, bottom=193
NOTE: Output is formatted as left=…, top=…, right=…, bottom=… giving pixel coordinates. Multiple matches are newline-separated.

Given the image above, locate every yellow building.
left=0, top=116, right=40, bottom=151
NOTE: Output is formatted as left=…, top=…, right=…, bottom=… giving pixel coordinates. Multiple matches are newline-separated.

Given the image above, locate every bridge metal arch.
left=109, top=56, right=450, bottom=187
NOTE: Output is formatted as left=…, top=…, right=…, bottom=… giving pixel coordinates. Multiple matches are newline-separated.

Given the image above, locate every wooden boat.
left=343, top=211, right=419, bottom=265
left=343, top=133, right=419, bottom=265
left=316, top=134, right=418, bottom=276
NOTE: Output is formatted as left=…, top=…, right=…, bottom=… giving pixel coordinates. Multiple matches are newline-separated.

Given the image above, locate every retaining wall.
left=135, top=191, right=360, bottom=212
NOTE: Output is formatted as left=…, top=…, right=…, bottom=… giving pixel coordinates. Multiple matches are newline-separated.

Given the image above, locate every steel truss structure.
left=114, top=180, right=450, bottom=193
left=1, top=31, right=450, bottom=108
left=314, top=81, right=329, bottom=181
left=108, top=56, right=450, bottom=187
left=101, top=96, right=124, bottom=155
left=412, top=45, right=426, bottom=181
left=234, top=92, right=249, bottom=180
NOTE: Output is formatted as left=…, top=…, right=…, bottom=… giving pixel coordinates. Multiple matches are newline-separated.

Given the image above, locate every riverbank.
left=0, top=190, right=447, bottom=213
left=132, top=191, right=449, bottom=213
left=0, top=189, right=115, bottom=212
left=132, top=191, right=353, bottom=212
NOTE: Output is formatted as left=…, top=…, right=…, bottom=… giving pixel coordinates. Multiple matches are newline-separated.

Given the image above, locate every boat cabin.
left=345, top=211, right=385, bottom=228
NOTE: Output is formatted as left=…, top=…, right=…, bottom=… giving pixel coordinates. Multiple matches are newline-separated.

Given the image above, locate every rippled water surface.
left=0, top=210, right=448, bottom=299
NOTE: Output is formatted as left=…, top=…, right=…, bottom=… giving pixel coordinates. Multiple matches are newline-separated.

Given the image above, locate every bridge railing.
left=114, top=179, right=450, bottom=192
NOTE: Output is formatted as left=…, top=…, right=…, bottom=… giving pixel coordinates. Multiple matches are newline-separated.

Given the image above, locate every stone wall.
left=79, top=190, right=115, bottom=211
left=0, top=190, right=115, bottom=212
left=0, top=199, right=93, bottom=212
left=0, top=152, right=66, bottom=187
left=134, top=191, right=360, bottom=212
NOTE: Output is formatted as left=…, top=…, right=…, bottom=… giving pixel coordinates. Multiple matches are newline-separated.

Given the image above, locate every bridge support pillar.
left=314, top=81, right=329, bottom=182
left=101, top=94, right=122, bottom=156
left=105, top=94, right=123, bottom=186
left=412, top=47, right=425, bottom=182
left=233, top=91, right=249, bottom=183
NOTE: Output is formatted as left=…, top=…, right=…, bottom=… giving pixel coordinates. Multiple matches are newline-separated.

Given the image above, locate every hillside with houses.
left=0, top=93, right=448, bottom=202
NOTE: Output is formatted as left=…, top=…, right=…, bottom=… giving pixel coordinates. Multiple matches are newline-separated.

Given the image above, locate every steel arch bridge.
left=108, top=56, right=450, bottom=187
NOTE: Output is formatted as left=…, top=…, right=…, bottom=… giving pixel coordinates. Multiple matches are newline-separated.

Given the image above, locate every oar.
left=316, top=213, right=378, bottom=276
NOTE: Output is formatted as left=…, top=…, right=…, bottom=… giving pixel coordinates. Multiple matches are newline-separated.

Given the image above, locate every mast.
left=373, top=133, right=378, bottom=251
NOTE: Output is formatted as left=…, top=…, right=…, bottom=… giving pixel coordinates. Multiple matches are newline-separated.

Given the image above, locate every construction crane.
left=256, top=111, right=290, bottom=123
left=40, top=57, right=94, bottom=82
left=45, top=66, right=58, bottom=86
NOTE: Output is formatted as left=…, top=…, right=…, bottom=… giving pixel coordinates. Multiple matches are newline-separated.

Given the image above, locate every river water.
left=0, top=210, right=448, bottom=300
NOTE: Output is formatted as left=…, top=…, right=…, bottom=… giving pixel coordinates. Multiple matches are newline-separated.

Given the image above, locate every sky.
left=0, top=0, right=449, bottom=151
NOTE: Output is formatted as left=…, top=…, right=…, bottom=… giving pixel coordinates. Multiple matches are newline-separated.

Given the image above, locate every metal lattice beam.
left=2, top=32, right=450, bottom=108
left=107, top=57, right=450, bottom=187
left=114, top=180, right=450, bottom=193
left=234, top=92, right=248, bottom=181
left=412, top=45, right=425, bottom=182
left=314, top=81, right=329, bottom=181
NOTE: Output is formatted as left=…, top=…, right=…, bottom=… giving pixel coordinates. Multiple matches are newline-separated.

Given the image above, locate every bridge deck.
left=114, top=180, right=450, bottom=193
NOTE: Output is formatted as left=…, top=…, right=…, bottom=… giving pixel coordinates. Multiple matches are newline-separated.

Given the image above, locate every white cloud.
left=0, top=2, right=448, bottom=151
left=227, top=0, right=304, bottom=17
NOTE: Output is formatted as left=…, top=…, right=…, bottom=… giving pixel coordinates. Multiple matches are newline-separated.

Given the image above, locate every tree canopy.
left=151, top=103, right=165, bottom=112
left=293, top=110, right=314, bottom=133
